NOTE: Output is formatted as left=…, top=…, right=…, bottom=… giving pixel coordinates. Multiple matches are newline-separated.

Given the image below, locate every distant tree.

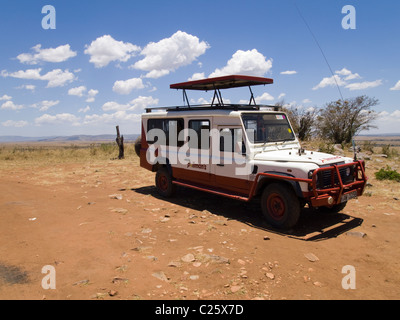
left=277, top=100, right=317, bottom=141
left=316, top=96, right=379, bottom=144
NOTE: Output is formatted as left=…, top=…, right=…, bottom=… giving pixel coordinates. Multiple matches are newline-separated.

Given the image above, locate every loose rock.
left=152, top=271, right=169, bottom=282
left=230, top=285, right=242, bottom=293
left=265, top=273, right=275, bottom=280
left=304, top=253, right=319, bottom=262
left=346, top=231, right=367, bottom=238
left=109, top=194, right=123, bottom=200
left=181, top=253, right=195, bottom=263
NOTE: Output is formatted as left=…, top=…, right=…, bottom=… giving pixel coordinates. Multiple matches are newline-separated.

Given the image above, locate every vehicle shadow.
left=131, top=185, right=363, bottom=242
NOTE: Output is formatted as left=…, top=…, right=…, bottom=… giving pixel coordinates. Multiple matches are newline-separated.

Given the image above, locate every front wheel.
left=155, top=167, right=176, bottom=197
left=261, top=183, right=301, bottom=229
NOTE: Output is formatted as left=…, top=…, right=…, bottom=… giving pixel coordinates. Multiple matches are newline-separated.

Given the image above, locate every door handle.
left=217, top=164, right=224, bottom=167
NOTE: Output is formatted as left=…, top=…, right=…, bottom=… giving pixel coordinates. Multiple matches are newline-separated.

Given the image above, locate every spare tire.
left=134, top=136, right=141, bottom=157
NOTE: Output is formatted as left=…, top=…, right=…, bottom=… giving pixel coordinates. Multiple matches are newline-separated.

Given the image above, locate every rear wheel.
left=134, top=136, right=141, bottom=157
left=261, top=183, right=300, bottom=229
left=155, top=167, right=176, bottom=197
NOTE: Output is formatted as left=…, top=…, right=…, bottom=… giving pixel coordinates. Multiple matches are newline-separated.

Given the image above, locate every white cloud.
left=335, top=68, right=361, bottom=80
left=35, top=113, right=80, bottom=126
left=129, top=96, right=158, bottom=111
left=143, top=69, right=170, bottom=79
left=87, top=89, right=98, bottom=97
left=280, top=70, right=297, bottom=75
left=41, top=69, right=75, bottom=88
left=17, top=44, right=77, bottom=64
left=302, top=98, right=312, bottom=104
left=132, top=31, right=209, bottom=78
left=68, top=87, right=99, bottom=102
left=84, top=35, right=140, bottom=68
left=2, top=68, right=75, bottom=87
left=255, top=92, right=274, bottom=103
left=277, top=93, right=286, bottom=100
left=378, top=110, right=400, bottom=121
left=86, top=89, right=99, bottom=103
left=373, top=109, right=400, bottom=133
left=3, top=68, right=42, bottom=80
left=209, top=49, right=272, bottom=78
left=345, top=79, right=382, bottom=91
left=112, top=78, right=145, bottom=94
left=0, top=94, right=12, bottom=101
left=312, top=75, right=347, bottom=90
left=314, top=68, right=380, bottom=92
left=102, top=96, right=158, bottom=112
left=188, top=72, right=205, bottom=81
left=102, top=101, right=131, bottom=112
left=1, top=120, right=28, bottom=127
left=78, top=106, right=91, bottom=113
left=17, top=84, right=36, bottom=91
left=31, top=100, right=60, bottom=112
left=68, top=86, right=87, bottom=97
left=1, top=100, right=24, bottom=110
left=390, top=80, right=400, bottom=91
left=83, top=111, right=140, bottom=125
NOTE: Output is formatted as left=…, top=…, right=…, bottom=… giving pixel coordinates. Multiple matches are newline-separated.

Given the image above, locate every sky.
left=1, top=0, right=400, bottom=137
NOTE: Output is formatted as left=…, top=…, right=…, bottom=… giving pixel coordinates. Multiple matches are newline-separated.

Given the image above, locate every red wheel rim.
left=158, top=174, right=168, bottom=192
left=267, top=193, right=285, bottom=220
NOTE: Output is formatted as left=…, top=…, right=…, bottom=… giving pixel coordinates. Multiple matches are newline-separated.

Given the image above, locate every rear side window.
left=147, top=118, right=184, bottom=146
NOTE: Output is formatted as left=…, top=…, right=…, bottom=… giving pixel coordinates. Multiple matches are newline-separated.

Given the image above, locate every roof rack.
left=169, top=75, right=274, bottom=109
left=145, top=104, right=282, bottom=113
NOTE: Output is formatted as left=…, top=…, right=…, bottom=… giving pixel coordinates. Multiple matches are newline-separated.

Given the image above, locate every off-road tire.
left=261, top=183, right=301, bottom=229
left=134, top=136, right=141, bottom=157
left=155, top=167, right=176, bottom=198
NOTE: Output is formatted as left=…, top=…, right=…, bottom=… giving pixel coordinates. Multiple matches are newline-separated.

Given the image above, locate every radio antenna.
left=294, top=1, right=344, bottom=101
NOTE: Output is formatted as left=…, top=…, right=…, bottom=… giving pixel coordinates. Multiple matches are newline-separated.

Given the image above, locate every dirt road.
left=0, top=157, right=399, bottom=300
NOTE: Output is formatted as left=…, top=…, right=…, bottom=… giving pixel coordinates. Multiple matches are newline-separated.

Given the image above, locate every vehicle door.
left=214, top=126, right=250, bottom=193
left=176, top=118, right=211, bottom=184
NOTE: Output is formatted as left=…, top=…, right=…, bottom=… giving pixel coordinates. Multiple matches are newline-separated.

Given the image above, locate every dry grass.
left=0, top=142, right=138, bottom=169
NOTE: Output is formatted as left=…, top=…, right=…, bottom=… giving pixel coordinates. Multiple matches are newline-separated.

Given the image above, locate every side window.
left=167, top=119, right=184, bottom=147
left=147, top=118, right=184, bottom=146
left=188, top=119, right=210, bottom=149
left=220, top=128, right=246, bottom=154
left=220, top=128, right=234, bottom=152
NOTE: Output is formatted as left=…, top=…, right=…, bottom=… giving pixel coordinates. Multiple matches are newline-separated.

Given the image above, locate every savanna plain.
left=0, top=138, right=399, bottom=300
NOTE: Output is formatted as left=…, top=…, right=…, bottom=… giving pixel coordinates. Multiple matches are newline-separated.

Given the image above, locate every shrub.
left=318, top=142, right=335, bottom=154
left=362, top=140, right=376, bottom=153
left=375, top=166, right=400, bottom=182
left=381, top=144, right=399, bottom=158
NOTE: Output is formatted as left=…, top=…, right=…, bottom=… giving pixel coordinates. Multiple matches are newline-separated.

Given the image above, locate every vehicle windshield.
left=241, top=113, right=295, bottom=144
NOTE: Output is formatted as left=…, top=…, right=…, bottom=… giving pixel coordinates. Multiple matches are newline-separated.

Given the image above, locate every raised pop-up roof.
left=170, top=75, right=273, bottom=91
left=146, top=75, right=276, bottom=113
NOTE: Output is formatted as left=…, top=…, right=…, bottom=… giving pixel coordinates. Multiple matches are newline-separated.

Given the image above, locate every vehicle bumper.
left=308, top=160, right=367, bottom=207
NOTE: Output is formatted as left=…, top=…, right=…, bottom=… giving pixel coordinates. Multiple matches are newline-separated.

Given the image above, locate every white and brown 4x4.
left=135, top=75, right=367, bottom=229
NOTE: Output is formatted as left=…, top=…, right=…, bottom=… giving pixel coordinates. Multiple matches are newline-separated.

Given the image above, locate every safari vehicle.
left=136, top=75, right=367, bottom=229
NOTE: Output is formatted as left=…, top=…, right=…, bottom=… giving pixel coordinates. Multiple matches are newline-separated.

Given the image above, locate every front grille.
left=316, top=164, right=355, bottom=189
